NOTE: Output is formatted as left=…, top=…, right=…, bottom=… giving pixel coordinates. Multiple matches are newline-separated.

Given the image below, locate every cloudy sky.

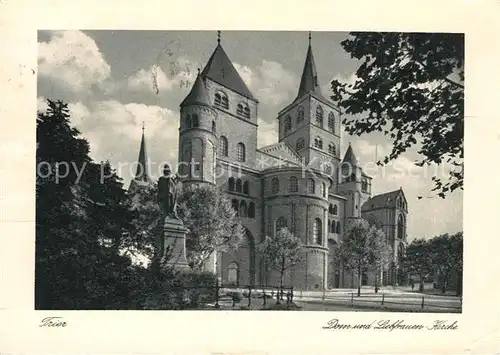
left=37, top=30, right=462, bottom=240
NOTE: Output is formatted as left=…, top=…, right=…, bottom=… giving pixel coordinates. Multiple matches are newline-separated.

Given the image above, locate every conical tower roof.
left=201, top=42, right=255, bottom=100
left=296, top=32, right=322, bottom=100
left=180, top=71, right=211, bottom=107
left=342, top=142, right=358, bottom=166
left=134, top=125, right=151, bottom=182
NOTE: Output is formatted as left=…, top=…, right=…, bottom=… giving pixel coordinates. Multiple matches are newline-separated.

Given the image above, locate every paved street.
left=293, top=288, right=462, bottom=313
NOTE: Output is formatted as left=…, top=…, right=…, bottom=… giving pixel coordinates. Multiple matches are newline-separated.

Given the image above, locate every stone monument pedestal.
left=160, top=216, right=190, bottom=271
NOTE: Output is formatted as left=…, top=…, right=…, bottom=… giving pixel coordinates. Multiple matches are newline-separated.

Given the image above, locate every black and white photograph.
left=34, top=30, right=465, bottom=313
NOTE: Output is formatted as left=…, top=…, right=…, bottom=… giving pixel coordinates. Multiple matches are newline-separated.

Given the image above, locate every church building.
left=130, top=33, right=409, bottom=290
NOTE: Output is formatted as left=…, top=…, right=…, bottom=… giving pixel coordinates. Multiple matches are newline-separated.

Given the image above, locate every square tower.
left=277, top=36, right=342, bottom=186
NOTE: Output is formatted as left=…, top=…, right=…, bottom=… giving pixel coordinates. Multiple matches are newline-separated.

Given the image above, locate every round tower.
left=178, top=71, right=218, bottom=186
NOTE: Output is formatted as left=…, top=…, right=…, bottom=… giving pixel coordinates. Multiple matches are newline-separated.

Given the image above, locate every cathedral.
left=130, top=33, right=409, bottom=290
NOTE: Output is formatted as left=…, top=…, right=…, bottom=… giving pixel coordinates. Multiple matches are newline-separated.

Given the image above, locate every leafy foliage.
left=177, top=184, right=245, bottom=271
left=330, top=32, right=464, bottom=198
left=127, top=182, right=165, bottom=263
left=36, top=99, right=139, bottom=309
left=258, top=227, right=303, bottom=288
left=404, top=232, right=463, bottom=295
left=36, top=99, right=224, bottom=310
left=336, top=219, right=391, bottom=295
left=405, top=238, right=434, bottom=291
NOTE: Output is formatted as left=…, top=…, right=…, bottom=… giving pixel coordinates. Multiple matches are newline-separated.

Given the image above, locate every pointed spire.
left=180, top=70, right=211, bottom=107
left=342, top=142, right=358, bottom=166
left=296, top=31, right=321, bottom=99
left=134, top=125, right=150, bottom=182
left=201, top=40, right=255, bottom=100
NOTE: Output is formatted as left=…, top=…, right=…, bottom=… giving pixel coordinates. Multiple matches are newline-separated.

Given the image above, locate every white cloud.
left=257, top=117, right=278, bottom=147
left=61, top=100, right=179, bottom=185
left=37, top=96, right=48, bottom=112
left=109, top=56, right=199, bottom=98
left=234, top=60, right=298, bottom=105
left=38, top=31, right=111, bottom=92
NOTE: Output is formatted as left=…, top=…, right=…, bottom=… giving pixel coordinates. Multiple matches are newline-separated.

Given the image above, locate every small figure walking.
left=411, top=280, right=415, bottom=290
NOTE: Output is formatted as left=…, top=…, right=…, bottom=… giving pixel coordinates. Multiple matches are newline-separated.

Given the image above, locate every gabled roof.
left=180, top=72, right=211, bottom=107
left=201, top=43, right=255, bottom=100
left=258, top=141, right=303, bottom=165
left=362, top=188, right=406, bottom=211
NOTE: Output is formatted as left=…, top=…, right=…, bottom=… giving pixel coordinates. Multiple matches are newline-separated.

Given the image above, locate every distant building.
left=130, top=33, right=409, bottom=290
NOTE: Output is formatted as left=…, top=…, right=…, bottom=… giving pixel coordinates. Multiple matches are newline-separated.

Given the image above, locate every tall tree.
left=339, top=219, right=391, bottom=296
left=258, top=227, right=302, bottom=289
left=367, top=226, right=392, bottom=293
left=177, top=184, right=245, bottom=271
left=330, top=32, right=464, bottom=198
left=405, top=238, right=433, bottom=292
left=127, top=182, right=165, bottom=264
left=428, top=232, right=463, bottom=295
left=36, top=99, right=138, bottom=309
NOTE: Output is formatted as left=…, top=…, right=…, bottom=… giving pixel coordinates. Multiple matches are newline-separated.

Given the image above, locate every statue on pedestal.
left=156, top=163, right=190, bottom=271
left=157, top=164, right=180, bottom=219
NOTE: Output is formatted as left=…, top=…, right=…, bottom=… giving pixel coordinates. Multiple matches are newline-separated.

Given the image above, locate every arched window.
left=350, top=173, right=356, bottom=182
left=361, top=179, right=368, bottom=192
left=236, top=143, right=246, bottom=162
left=336, top=222, right=341, bottom=234
left=313, top=218, right=322, bottom=245
left=235, top=179, right=242, bottom=193
left=331, top=220, right=336, bottom=234
left=329, top=204, right=334, bottom=214
left=237, top=102, right=250, bottom=118
left=397, top=243, right=405, bottom=261
left=212, top=121, right=216, bottom=132
left=316, top=106, right=324, bottom=125
left=297, top=106, right=304, bottom=123
left=320, top=182, right=326, bottom=197
left=231, top=199, right=239, bottom=216
left=180, top=140, right=192, bottom=176
left=228, top=262, right=239, bottom=285
left=192, top=114, right=199, bottom=128
left=221, top=95, right=229, bottom=109
left=219, top=136, right=228, bottom=157
left=248, top=202, right=255, bottom=219
left=271, top=178, right=280, bottom=194
left=288, top=176, right=298, bottom=192
left=276, top=217, right=287, bottom=234
left=328, top=112, right=335, bottom=133
left=328, top=143, right=336, bottom=156
left=214, top=93, right=222, bottom=106
left=296, top=138, right=305, bottom=151
left=307, top=178, right=315, bottom=194
left=333, top=205, right=338, bottom=215
left=314, top=137, right=323, bottom=149
left=243, top=181, right=249, bottom=194
left=228, top=177, right=235, bottom=191
left=185, top=114, right=192, bottom=129
left=215, top=92, right=229, bottom=109
left=284, top=115, right=292, bottom=132
left=397, top=214, right=405, bottom=239
left=239, top=201, right=248, bottom=217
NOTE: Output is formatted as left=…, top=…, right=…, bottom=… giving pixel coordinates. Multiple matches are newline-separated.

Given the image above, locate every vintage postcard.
left=1, top=0, right=499, bottom=354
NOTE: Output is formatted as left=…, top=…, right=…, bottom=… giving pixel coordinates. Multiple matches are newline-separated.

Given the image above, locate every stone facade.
left=132, top=36, right=409, bottom=290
